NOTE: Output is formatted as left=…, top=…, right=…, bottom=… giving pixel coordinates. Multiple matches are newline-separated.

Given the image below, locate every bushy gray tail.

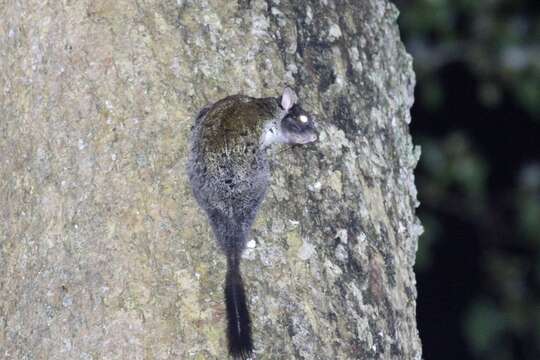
left=225, top=255, right=253, bottom=359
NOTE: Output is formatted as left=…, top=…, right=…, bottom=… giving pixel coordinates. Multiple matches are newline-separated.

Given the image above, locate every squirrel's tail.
left=225, top=254, right=253, bottom=359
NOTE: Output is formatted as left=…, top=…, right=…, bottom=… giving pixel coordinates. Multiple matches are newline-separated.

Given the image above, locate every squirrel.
left=187, top=87, right=318, bottom=359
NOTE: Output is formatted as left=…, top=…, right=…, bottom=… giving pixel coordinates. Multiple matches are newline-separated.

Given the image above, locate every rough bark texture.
left=0, top=0, right=422, bottom=359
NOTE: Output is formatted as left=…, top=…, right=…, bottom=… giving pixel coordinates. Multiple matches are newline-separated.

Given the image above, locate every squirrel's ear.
left=281, top=87, right=297, bottom=111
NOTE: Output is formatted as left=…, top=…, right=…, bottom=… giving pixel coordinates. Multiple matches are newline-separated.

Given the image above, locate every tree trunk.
left=0, top=0, right=422, bottom=359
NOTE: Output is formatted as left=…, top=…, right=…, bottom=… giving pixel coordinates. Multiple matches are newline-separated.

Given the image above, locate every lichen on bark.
left=0, top=0, right=421, bottom=359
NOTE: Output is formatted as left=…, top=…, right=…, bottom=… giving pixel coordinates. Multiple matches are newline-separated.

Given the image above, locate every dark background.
left=395, top=1, right=540, bottom=359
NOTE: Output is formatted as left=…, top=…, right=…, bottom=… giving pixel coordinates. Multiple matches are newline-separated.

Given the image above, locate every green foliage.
left=398, top=0, right=540, bottom=116
left=417, top=132, right=488, bottom=215
left=517, top=165, right=540, bottom=244
left=464, top=298, right=507, bottom=356
left=398, top=1, right=540, bottom=358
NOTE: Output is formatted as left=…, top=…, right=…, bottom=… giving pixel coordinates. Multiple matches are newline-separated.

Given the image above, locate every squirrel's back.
left=189, top=95, right=279, bottom=177
left=187, top=94, right=279, bottom=219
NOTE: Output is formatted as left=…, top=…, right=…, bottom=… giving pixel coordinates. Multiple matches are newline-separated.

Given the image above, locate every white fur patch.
left=261, top=122, right=286, bottom=148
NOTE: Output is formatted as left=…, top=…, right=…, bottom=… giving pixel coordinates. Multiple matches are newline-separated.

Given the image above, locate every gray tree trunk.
left=0, top=0, right=422, bottom=359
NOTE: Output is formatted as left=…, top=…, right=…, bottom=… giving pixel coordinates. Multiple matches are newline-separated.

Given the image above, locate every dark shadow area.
left=396, top=1, right=540, bottom=359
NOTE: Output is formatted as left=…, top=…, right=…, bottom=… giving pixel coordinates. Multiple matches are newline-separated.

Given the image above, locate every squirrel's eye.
left=299, top=115, right=308, bottom=123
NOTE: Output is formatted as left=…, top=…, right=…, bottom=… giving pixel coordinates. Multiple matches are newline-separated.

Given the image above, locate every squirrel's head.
left=278, top=87, right=319, bottom=145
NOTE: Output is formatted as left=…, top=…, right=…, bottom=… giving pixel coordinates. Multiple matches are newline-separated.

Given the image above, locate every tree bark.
left=0, top=0, right=422, bottom=359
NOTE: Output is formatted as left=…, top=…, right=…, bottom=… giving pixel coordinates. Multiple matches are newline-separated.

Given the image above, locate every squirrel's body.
left=187, top=88, right=317, bottom=359
left=188, top=95, right=281, bottom=254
